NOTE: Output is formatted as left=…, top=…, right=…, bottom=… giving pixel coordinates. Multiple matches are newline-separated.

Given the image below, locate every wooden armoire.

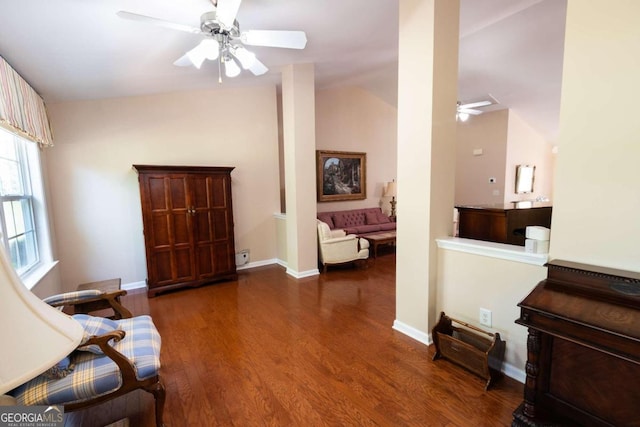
left=133, top=165, right=237, bottom=297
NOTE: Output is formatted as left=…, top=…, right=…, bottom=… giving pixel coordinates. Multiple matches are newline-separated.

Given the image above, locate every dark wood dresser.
left=133, top=165, right=237, bottom=297
left=456, top=202, right=552, bottom=246
left=513, top=260, right=640, bottom=426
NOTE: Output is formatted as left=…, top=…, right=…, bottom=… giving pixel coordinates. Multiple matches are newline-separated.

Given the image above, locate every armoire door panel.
left=168, top=176, right=188, bottom=210
left=148, top=177, right=169, bottom=211
left=193, top=211, right=213, bottom=243
left=152, top=250, right=173, bottom=283
left=173, top=248, right=194, bottom=280
left=150, top=214, right=171, bottom=247
left=191, top=176, right=210, bottom=209
left=212, top=210, right=229, bottom=240
left=213, top=243, right=233, bottom=273
left=209, top=177, right=227, bottom=208
left=195, top=244, right=214, bottom=276
left=171, top=213, right=191, bottom=245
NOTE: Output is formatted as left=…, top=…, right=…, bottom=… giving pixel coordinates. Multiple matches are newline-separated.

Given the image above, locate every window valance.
left=0, top=56, right=54, bottom=147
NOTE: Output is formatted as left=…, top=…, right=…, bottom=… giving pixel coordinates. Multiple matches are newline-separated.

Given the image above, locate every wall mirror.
left=515, top=165, right=535, bottom=193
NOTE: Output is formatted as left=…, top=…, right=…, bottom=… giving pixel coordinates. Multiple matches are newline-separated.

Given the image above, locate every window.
left=0, top=127, right=49, bottom=277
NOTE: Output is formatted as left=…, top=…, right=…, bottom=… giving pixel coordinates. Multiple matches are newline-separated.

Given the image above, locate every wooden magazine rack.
left=432, top=312, right=505, bottom=390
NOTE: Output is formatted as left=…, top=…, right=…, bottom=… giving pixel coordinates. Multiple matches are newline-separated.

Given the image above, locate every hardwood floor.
left=65, top=253, right=523, bottom=426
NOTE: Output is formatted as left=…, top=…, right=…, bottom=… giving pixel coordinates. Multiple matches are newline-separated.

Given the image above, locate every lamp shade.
left=0, top=242, right=83, bottom=394
left=384, top=181, right=397, bottom=197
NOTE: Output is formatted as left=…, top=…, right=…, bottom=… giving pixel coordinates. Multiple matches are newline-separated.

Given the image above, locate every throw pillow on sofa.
left=377, top=212, right=391, bottom=223
left=333, top=215, right=347, bottom=228
left=365, top=212, right=380, bottom=225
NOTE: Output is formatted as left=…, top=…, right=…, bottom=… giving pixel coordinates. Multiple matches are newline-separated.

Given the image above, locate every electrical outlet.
left=479, top=308, right=492, bottom=327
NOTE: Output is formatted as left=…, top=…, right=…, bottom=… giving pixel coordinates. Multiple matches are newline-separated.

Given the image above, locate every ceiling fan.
left=117, top=0, right=307, bottom=82
left=456, top=95, right=499, bottom=122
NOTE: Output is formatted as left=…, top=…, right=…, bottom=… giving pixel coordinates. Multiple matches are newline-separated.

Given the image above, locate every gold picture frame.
left=316, top=150, right=366, bottom=202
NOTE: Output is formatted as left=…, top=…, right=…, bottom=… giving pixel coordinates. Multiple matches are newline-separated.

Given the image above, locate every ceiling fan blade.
left=241, top=30, right=307, bottom=49
left=459, top=100, right=492, bottom=109
left=116, top=11, right=202, bottom=35
left=458, top=108, right=483, bottom=115
left=215, top=0, right=242, bottom=29
left=248, top=58, right=269, bottom=76
left=173, top=53, right=193, bottom=67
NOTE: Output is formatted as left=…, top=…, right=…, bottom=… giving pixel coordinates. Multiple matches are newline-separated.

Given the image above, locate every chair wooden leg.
left=146, top=378, right=166, bottom=427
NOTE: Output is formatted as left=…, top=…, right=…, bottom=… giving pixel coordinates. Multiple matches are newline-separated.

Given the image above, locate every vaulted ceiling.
left=0, top=0, right=566, bottom=141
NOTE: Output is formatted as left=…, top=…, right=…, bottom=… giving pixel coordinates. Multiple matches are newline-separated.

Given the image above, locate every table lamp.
left=0, top=239, right=83, bottom=395
left=384, top=180, right=397, bottom=217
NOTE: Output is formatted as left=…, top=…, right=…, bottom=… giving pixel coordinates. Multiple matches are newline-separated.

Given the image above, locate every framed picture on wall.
left=316, top=150, right=366, bottom=202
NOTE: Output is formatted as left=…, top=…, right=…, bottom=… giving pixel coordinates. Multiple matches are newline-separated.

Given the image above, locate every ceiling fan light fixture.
left=232, top=46, right=256, bottom=69
left=224, top=56, right=241, bottom=77
left=202, top=39, right=220, bottom=60
left=186, top=39, right=217, bottom=68
left=457, top=112, right=470, bottom=122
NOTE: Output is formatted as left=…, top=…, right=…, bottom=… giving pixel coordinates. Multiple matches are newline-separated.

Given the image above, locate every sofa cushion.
left=365, top=211, right=380, bottom=225
left=379, top=222, right=396, bottom=231
left=346, top=224, right=382, bottom=234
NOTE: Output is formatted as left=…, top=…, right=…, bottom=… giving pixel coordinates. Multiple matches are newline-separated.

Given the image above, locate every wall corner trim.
left=436, top=237, right=548, bottom=266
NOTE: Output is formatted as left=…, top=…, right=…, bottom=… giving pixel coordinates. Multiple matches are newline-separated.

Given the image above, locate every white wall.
left=45, top=85, right=280, bottom=291
left=456, top=109, right=555, bottom=206
left=505, top=110, right=555, bottom=203
left=436, top=249, right=546, bottom=380
left=455, top=110, right=508, bottom=205
left=549, top=1, right=640, bottom=270
left=315, top=87, right=398, bottom=215
left=436, top=0, right=640, bottom=383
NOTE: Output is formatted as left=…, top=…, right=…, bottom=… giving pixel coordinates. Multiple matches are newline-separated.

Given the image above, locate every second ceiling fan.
left=117, top=0, right=307, bottom=81
left=457, top=95, right=498, bottom=121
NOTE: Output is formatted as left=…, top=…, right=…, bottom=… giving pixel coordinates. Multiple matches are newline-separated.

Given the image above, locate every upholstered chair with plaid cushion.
left=9, top=313, right=165, bottom=427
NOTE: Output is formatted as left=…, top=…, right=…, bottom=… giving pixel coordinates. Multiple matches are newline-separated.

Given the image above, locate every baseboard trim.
left=122, top=280, right=146, bottom=291
left=392, top=320, right=432, bottom=346
left=237, top=258, right=279, bottom=271
left=502, top=361, right=526, bottom=383
left=286, top=268, right=320, bottom=279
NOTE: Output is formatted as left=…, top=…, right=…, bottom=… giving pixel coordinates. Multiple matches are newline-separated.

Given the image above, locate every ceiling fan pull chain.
left=218, top=55, right=222, bottom=84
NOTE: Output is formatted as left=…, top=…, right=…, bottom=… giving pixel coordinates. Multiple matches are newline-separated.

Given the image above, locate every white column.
left=394, top=0, right=459, bottom=342
left=281, top=63, right=319, bottom=278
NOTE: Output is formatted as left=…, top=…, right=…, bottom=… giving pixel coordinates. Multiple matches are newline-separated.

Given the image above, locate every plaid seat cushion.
left=10, top=315, right=161, bottom=406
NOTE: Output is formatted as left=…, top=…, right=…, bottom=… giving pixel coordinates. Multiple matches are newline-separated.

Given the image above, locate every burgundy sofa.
left=317, top=207, right=396, bottom=236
